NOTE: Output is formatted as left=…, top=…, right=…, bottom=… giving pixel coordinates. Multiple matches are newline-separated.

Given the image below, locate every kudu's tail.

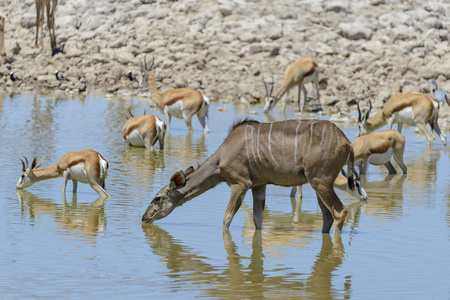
left=346, top=146, right=356, bottom=192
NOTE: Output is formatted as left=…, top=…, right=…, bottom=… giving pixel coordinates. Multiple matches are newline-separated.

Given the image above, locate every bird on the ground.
left=128, top=70, right=137, bottom=82
left=10, top=72, right=20, bottom=82
left=428, top=79, right=450, bottom=106
left=55, top=71, right=69, bottom=81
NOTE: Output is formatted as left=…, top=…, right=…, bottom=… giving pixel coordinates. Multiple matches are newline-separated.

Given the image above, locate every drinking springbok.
left=139, top=56, right=209, bottom=133
left=357, top=93, right=446, bottom=146
left=290, top=169, right=368, bottom=200
left=263, top=56, right=320, bottom=113
left=142, top=118, right=358, bottom=236
left=122, top=111, right=166, bottom=150
left=16, top=149, right=109, bottom=198
left=352, top=129, right=407, bottom=175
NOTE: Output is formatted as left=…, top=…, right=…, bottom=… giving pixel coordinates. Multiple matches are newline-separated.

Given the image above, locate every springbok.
left=290, top=169, right=368, bottom=200
left=263, top=56, right=320, bottom=113
left=122, top=111, right=166, bottom=150
left=35, top=0, right=58, bottom=51
left=142, top=118, right=358, bottom=237
left=352, top=129, right=407, bottom=175
left=357, top=93, right=446, bottom=146
left=16, top=149, right=109, bottom=198
left=139, top=56, right=209, bottom=133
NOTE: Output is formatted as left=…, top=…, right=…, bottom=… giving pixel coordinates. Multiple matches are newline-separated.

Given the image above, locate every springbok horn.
left=263, top=77, right=269, bottom=96
left=129, top=108, right=135, bottom=119
left=356, top=100, right=362, bottom=123
left=20, top=159, right=26, bottom=172
left=23, top=156, right=29, bottom=168
left=270, top=75, right=274, bottom=96
left=149, top=56, right=155, bottom=70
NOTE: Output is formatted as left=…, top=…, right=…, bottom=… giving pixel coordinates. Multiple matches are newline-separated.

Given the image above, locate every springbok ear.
left=340, top=169, right=348, bottom=177
left=34, top=155, right=45, bottom=169
left=169, top=170, right=186, bottom=191
left=29, top=157, right=37, bottom=173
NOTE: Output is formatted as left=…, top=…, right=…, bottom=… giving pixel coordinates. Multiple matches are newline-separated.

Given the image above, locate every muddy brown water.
left=0, top=91, right=449, bottom=298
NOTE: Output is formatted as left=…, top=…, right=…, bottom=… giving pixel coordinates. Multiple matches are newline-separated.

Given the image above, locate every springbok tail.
left=347, top=146, right=356, bottom=192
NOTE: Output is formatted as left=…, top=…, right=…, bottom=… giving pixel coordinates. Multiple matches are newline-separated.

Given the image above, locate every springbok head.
left=341, top=169, right=368, bottom=200
left=356, top=100, right=372, bottom=137
left=263, top=76, right=275, bottom=112
left=138, top=56, right=155, bottom=88
left=16, top=156, right=46, bottom=189
left=142, top=166, right=195, bottom=223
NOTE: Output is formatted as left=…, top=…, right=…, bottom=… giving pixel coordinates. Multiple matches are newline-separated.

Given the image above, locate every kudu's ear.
left=34, top=155, right=45, bottom=169
left=169, top=170, right=187, bottom=191
left=184, top=166, right=195, bottom=176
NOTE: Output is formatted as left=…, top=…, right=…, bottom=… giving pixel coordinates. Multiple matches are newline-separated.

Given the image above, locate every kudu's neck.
left=176, top=149, right=225, bottom=206
left=32, top=164, right=61, bottom=181
left=147, top=71, right=163, bottom=108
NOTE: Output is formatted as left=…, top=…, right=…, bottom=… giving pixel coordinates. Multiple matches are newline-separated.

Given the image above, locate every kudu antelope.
left=122, top=110, right=166, bottom=149
left=35, top=0, right=58, bottom=51
left=352, top=129, right=407, bottom=175
left=142, top=119, right=358, bottom=236
left=139, top=56, right=210, bottom=133
left=290, top=169, right=368, bottom=200
left=16, top=150, right=109, bottom=198
left=263, top=56, right=320, bottom=113
left=357, top=93, right=446, bottom=146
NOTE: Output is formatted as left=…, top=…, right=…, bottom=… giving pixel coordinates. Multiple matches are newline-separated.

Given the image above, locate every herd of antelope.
left=16, top=52, right=449, bottom=238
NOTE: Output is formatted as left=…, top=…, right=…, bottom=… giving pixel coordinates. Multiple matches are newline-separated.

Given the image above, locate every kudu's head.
left=138, top=56, right=155, bottom=88
left=263, top=77, right=276, bottom=113
left=142, top=167, right=194, bottom=223
left=341, top=169, right=368, bottom=200
left=16, top=156, right=45, bottom=189
left=356, top=100, right=372, bottom=137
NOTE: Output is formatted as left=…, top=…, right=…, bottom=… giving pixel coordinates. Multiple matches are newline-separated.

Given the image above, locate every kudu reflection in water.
left=142, top=223, right=349, bottom=298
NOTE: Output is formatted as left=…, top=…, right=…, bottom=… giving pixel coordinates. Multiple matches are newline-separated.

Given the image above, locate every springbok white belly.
left=302, top=71, right=316, bottom=84
left=368, top=148, right=393, bottom=165
left=165, top=101, right=183, bottom=119
left=393, top=107, right=415, bottom=126
left=67, top=163, right=89, bottom=183
left=126, top=129, right=145, bottom=147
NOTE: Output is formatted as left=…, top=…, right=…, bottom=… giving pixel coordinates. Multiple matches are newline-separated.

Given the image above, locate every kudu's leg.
left=251, top=185, right=266, bottom=229
left=223, top=184, right=248, bottom=230
left=316, top=192, right=333, bottom=233
left=311, top=179, right=347, bottom=235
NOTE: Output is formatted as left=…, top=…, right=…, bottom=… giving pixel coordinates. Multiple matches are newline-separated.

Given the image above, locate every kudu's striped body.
left=142, top=119, right=357, bottom=236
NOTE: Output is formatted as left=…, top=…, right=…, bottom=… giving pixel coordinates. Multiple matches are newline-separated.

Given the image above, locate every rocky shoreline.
left=0, top=0, right=449, bottom=125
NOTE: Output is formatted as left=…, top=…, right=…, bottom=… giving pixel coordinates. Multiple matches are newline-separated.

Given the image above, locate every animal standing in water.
left=143, top=119, right=357, bottom=237
left=264, top=56, right=320, bottom=113
left=16, top=149, right=109, bottom=198
left=139, top=56, right=209, bottom=133
left=122, top=112, right=166, bottom=150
